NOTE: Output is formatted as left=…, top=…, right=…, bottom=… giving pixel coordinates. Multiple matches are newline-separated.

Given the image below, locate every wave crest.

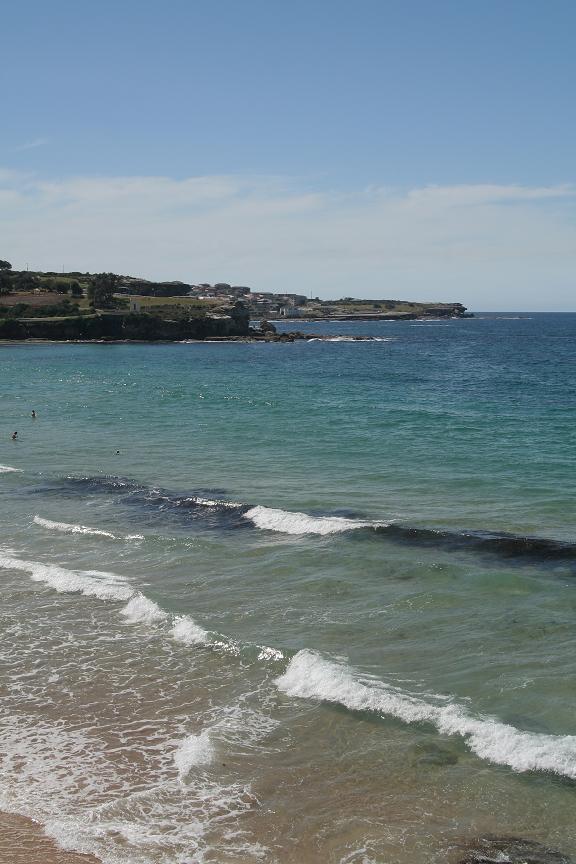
left=244, top=505, right=383, bottom=536
left=274, top=650, right=576, bottom=779
left=0, top=550, right=134, bottom=602
left=34, top=515, right=143, bottom=541
left=174, top=730, right=215, bottom=781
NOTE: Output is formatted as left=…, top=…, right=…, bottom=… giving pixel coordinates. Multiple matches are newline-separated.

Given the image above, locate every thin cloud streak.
left=0, top=171, right=575, bottom=309
left=15, top=138, right=49, bottom=152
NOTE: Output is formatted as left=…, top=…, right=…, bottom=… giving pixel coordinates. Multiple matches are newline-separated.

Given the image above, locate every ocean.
left=1, top=313, right=575, bottom=864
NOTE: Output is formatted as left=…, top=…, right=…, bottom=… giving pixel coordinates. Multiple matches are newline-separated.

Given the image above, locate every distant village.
left=115, top=277, right=467, bottom=320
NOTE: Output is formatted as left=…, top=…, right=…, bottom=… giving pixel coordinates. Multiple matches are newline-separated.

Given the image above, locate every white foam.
left=174, top=730, right=215, bottom=781
left=244, top=505, right=383, bottom=536
left=34, top=515, right=144, bottom=541
left=0, top=464, right=22, bottom=473
left=187, top=496, right=242, bottom=509
left=257, top=646, right=285, bottom=661
left=0, top=550, right=134, bottom=602
left=120, top=594, right=168, bottom=624
left=0, top=549, right=214, bottom=652
left=171, top=614, right=211, bottom=646
left=306, top=336, right=392, bottom=343
left=275, top=650, right=576, bottom=780
left=0, top=715, right=267, bottom=864
left=322, top=336, right=392, bottom=342
left=170, top=616, right=253, bottom=658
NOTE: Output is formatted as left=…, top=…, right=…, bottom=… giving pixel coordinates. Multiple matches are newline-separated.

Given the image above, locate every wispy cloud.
left=0, top=171, right=575, bottom=309
left=15, top=138, right=49, bottom=152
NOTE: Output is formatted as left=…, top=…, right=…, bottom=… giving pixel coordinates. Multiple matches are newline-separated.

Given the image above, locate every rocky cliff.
left=0, top=310, right=250, bottom=341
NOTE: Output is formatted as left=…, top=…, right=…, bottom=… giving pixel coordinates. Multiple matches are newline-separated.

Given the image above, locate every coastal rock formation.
left=0, top=310, right=250, bottom=341
left=408, top=739, right=459, bottom=767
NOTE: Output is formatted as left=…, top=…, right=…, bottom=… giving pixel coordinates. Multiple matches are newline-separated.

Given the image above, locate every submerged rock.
left=408, top=740, right=459, bottom=767
left=457, top=835, right=572, bottom=864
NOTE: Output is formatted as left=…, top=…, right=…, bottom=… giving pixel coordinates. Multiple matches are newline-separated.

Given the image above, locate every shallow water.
left=1, top=314, right=575, bottom=863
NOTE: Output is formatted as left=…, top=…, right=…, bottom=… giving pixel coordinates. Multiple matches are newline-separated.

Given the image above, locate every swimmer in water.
left=31, top=410, right=36, bottom=419
left=11, top=431, right=17, bottom=440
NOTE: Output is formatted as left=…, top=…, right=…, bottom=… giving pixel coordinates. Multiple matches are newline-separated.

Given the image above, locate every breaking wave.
left=0, top=550, right=281, bottom=663
left=274, top=650, right=576, bottom=780
left=174, top=730, right=215, bottom=781
left=171, top=614, right=211, bottom=646
left=0, top=465, right=22, bottom=473
left=243, top=505, right=385, bottom=536
left=2, top=546, right=574, bottom=781
left=0, top=550, right=134, bottom=602
left=34, top=515, right=144, bottom=541
left=121, top=594, right=168, bottom=624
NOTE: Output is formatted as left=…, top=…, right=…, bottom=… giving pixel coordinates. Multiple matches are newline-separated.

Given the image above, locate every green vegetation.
left=87, top=272, right=122, bottom=308
left=302, top=298, right=467, bottom=319
left=0, top=298, right=85, bottom=319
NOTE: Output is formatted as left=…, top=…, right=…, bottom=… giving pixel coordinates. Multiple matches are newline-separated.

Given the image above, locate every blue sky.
left=1, top=0, right=575, bottom=309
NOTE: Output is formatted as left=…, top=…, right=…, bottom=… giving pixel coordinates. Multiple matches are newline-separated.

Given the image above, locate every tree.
left=88, top=273, right=121, bottom=308
left=70, top=281, right=83, bottom=298
left=0, top=271, right=12, bottom=295
left=0, top=260, right=11, bottom=271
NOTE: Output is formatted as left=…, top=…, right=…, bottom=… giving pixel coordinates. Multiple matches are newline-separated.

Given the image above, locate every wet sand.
left=0, top=812, right=100, bottom=864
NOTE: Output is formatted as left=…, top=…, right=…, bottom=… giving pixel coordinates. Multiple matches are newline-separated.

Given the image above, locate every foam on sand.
left=34, top=515, right=144, bottom=540
left=275, top=649, right=576, bottom=780
left=244, top=505, right=384, bottom=536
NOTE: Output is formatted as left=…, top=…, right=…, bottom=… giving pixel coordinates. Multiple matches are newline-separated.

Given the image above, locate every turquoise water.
left=0, top=314, right=575, bottom=863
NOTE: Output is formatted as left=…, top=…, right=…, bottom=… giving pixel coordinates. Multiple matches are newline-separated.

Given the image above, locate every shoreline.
left=0, top=333, right=387, bottom=345
left=0, top=812, right=100, bottom=864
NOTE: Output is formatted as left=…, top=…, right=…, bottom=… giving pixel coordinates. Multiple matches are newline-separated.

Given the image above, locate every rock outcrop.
left=456, top=835, right=571, bottom=864
left=0, top=310, right=250, bottom=341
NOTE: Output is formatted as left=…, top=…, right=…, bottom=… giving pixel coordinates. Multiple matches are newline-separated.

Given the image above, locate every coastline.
left=0, top=333, right=385, bottom=345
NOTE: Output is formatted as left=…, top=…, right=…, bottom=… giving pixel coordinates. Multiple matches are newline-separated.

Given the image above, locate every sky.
left=1, top=0, right=575, bottom=310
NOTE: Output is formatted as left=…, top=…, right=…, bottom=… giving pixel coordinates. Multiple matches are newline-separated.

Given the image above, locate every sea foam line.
left=274, top=650, right=576, bottom=780
left=34, top=515, right=144, bottom=541
left=3, top=549, right=568, bottom=780
left=0, top=549, right=199, bottom=632
left=0, top=465, right=22, bottom=473
left=243, top=505, right=386, bottom=536
left=0, top=550, right=134, bottom=602
left=306, top=336, right=393, bottom=342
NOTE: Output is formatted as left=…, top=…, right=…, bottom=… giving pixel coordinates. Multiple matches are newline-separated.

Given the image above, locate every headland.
left=0, top=263, right=470, bottom=342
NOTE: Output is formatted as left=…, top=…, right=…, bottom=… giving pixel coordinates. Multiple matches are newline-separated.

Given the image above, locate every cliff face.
left=0, top=311, right=250, bottom=341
